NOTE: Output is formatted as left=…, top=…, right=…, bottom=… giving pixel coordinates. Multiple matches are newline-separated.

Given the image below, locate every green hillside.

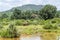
left=0, top=4, right=43, bottom=17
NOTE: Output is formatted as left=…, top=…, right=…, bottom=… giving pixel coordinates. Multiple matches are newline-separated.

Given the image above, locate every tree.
left=31, top=11, right=39, bottom=19
left=11, top=8, right=21, bottom=19
left=0, top=14, right=8, bottom=19
left=21, top=10, right=32, bottom=19
left=55, top=11, right=60, bottom=18
left=39, top=4, right=57, bottom=20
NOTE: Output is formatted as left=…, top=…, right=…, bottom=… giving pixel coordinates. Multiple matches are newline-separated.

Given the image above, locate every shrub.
left=43, top=24, right=58, bottom=29
left=1, top=22, right=9, bottom=25
left=30, top=20, right=38, bottom=25
left=28, top=20, right=39, bottom=25
left=39, top=20, right=45, bottom=25
left=0, top=24, right=3, bottom=36
left=43, top=24, right=53, bottom=29
left=15, top=20, right=29, bottom=26
left=0, top=24, right=3, bottom=29
left=53, top=25, right=58, bottom=29
left=1, top=24, right=20, bottom=38
left=51, top=18, right=60, bottom=24
left=15, top=20, right=25, bottom=26
left=51, top=20, right=56, bottom=23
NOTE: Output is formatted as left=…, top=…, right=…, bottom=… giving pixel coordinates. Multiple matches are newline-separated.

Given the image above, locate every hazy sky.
left=0, top=0, right=60, bottom=11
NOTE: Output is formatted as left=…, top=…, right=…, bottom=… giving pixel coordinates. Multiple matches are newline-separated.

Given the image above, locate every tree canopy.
left=39, top=5, right=57, bottom=20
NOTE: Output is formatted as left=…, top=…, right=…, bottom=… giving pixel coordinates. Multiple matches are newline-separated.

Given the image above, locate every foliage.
left=1, top=24, right=20, bottom=38
left=55, top=11, right=60, bottom=18
left=22, top=11, right=32, bottom=19
left=11, top=8, right=22, bottom=19
left=43, top=23, right=58, bottom=29
left=0, top=24, right=3, bottom=29
left=39, top=4, right=57, bottom=20
left=15, top=20, right=27, bottom=26
left=0, top=14, right=8, bottom=19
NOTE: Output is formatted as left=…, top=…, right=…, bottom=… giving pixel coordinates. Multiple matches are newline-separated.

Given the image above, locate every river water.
left=20, top=34, right=41, bottom=40
left=0, top=32, right=58, bottom=40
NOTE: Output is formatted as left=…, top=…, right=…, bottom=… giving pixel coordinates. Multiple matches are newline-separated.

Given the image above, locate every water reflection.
left=20, top=35, right=41, bottom=40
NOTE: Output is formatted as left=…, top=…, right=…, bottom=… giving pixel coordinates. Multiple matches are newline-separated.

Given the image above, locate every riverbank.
left=0, top=32, right=57, bottom=40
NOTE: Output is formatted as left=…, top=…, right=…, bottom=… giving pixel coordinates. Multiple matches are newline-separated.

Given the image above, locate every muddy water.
left=0, top=32, right=58, bottom=40
left=40, top=32, right=57, bottom=40
left=0, top=38, right=19, bottom=40
left=20, top=32, right=57, bottom=40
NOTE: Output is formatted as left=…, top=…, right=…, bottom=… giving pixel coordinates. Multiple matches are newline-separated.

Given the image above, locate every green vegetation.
left=39, top=5, right=57, bottom=20
left=0, top=4, right=60, bottom=38
left=1, top=24, right=20, bottom=38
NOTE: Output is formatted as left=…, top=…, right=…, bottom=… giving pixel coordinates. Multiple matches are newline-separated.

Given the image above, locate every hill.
left=0, top=4, right=43, bottom=16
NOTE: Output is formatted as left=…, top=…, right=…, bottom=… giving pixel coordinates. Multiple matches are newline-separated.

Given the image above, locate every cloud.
left=0, top=0, right=60, bottom=11
left=28, top=0, right=60, bottom=10
left=0, top=0, right=22, bottom=11
left=5, top=0, right=13, bottom=2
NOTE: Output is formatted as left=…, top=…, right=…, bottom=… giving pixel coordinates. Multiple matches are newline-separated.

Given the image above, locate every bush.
left=1, top=22, right=9, bottom=25
left=15, top=19, right=45, bottom=25
left=51, top=20, right=56, bottom=23
left=15, top=20, right=29, bottom=26
left=26, top=20, right=45, bottom=25
left=39, top=20, right=45, bottom=25
left=51, top=18, right=60, bottom=24
left=43, top=24, right=58, bottom=29
left=0, top=24, right=3, bottom=36
left=29, top=20, right=38, bottom=25
left=1, top=24, right=20, bottom=38
left=53, top=25, right=58, bottom=29
left=43, top=24, right=53, bottom=29
left=15, top=20, right=25, bottom=26
left=0, top=24, right=3, bottom=29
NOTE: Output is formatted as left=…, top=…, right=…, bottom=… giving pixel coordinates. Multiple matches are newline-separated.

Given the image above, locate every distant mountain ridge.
left=15, top=4, right=43, bottom=11
left=0, top=4, right=44, bottom=15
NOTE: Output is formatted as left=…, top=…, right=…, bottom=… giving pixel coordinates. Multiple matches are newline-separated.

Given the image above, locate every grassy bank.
left=0, top=18, right=60, bottom=38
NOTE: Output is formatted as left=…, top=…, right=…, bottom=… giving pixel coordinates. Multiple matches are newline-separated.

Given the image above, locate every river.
left=0, top=32, right=58, bottom=40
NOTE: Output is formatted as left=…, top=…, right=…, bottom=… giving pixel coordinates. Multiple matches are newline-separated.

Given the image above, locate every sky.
left=0, top=0, right=60, bottom=12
